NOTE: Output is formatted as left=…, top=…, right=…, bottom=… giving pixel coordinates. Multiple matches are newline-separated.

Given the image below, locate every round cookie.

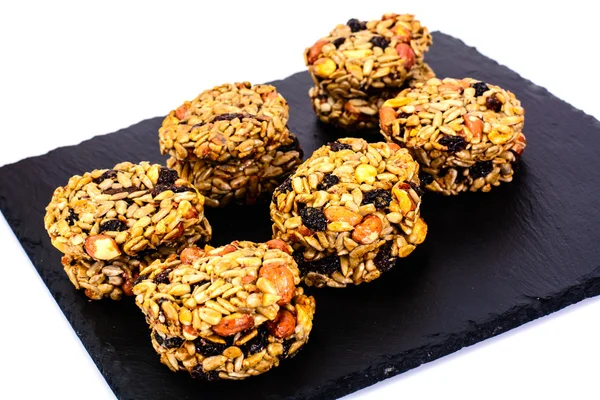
left=309, top=63, right=435, bottom=131
left=167, top=134, right=304, bottom=207
left=45, top=162, right=212, bottom=259
left=133, top=241, right=316, bottom=381
left=159, top=82, right=290, bottom=162
left=270, top=138, right=427, bottom=288
left=304, top=13, right=432, bottom=98
left=379, top=78, right=527, bottom=194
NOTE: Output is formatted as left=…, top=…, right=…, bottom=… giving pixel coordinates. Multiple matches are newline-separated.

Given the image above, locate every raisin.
left=277, top=134, right=301, bottom=153
left=470, top=160, right=493, bottom=179
left=471, top=81, right=489, bottom=97
left=397, top=112, right=411, bottom=119
left=485, top=94, right=502, bottom=112
left=157, top=167, right=179, bottom=185
left=99, top=219, right=126, bottom=233
left=240, top=327, right=269, bottom=355
left=362, top=189, right=392, bottom=209
left=317, top=173, right=340, bottom=191
left=153, top=332, right=165, bottom=346
left=164, top=336, right=184, bottom=349
left=133, top=273, right=148, bottom=286
left=171, top=185, right=194, bottom=193
left=154, top=269, right=172, bottom=285
left=103, top=186, right=139, bottom=195
left=438, top=168, right=449, bottom=178
left=419, top=171, right=434, bottom=185
left=151, top=183, right=172, bottom=197
left=346, top=18, right=365, bottom=32
left=438, top=136, right=467, bottom=153
left=190, top=366, right=221, bottom=382
left=408, top=181, right=423, bottom=197
left=370, top=36, right=390, bottom=49
left=212, top=113, right=248, bottom=122
left=276, top=176, right=292, bottom=194
left=298, top=255, right=340, bottom=275
left=373, top=241, right=397, bottom=273
left=328, top=141, right=352, bottom=151
left=66, top=209, right=77, bottom=226
left=332, top=37, right=345, bottom=48
left=94, top=169, right=117, bottom=183
left=299, top=207, right=327, bottom=232
left=195, top=337, right=229, bottom=357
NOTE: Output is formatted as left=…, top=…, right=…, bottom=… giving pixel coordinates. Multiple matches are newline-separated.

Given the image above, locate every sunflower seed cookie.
left=44, top=162, right=212, bottom=299
left=270, top=138, right=427, bottom=288
left=379, top=78, right=527, bottom=194
left=167, top=134, right=303, bottom=207
left=304, top=13, right=432, bottom=98
left=133, top=241, right=316, bottom=381
left=159, top=82, right=290, bottom=162
left=309, top=63, right=435, bottom=131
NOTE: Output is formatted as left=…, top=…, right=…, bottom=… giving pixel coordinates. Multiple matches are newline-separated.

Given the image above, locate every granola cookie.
left=270, top=138, right=427, bottom=288
left=304, top=13, right=432, bottom=98
left=44, top=162, right=212, bottom=299
left=168, top=134, right=303, bottom=207
left=379, top=78, right=527, bottom=194
left=133, top=241, right=315, bottom=380
left=309, top=63, right=435, bottom=131
left=159, top=82, right=290, bottom=162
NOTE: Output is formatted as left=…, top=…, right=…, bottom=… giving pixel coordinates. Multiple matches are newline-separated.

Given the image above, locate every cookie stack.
left=379, top=78, right=527, bottom=194
left=304, top=13, right=433, bottom=131
left=159, top=82, right=303, bottom=207
left=43, top=162, right=212, bottom=300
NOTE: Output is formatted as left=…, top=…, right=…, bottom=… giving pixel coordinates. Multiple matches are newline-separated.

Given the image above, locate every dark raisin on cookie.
left=157, top=167, right=179, bottom=185
left=373, top=241, right=397, bottom=273
left=99, top=219, right=126, bottom=233
left=332, top=37, right=345, bottom=48
left=370, top=36, right=390, bottom=49
left=94, top=169, right=117, bottom=183
left=362, top=189, right=392, bottom=209
left=317, top=174, right=340, bottom=191
left=485, top=94, right=502, bottom=112
left=328, top=141, right=353, bottom=151
left=471, top=81, right=489, bottom=97
left=299, top=207, right=327, bottom=231
left=438, top=136, right=467, bottom=153
left=470, top=160, right=494, bottom=179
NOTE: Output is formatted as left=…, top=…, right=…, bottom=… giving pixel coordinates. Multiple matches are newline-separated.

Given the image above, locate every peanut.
left=175, top=104, right=188, bottom=120
left=266, top=309, right=296, bottom=339
left=307, top=39, right=328, bottom=64
left=351, top=215, right=382, bottom=244
left=313, top=58, right=337, bottom=78
left=464, top=114, right=483, bottom=139
left=180, top=247, right=204, bottom=265
left=84, top=235, right=121, bottom=260
left=395, top=43, right=415, bottom=69
left=212, top=313, right=254, bottom=336
left=259, top=264, right=295, bottom=306
left=324, top=206, right=363, bottom=226
left=266, top=239, right=293, bottom=255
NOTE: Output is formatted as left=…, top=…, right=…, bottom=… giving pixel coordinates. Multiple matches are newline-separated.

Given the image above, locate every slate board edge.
left=298, top=266, right=600, bottom=400
left=0, top=31, right=599, bottom=400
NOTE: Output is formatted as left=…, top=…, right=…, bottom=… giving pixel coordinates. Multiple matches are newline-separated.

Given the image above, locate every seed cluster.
left=379, top=77, right=526, bottom=194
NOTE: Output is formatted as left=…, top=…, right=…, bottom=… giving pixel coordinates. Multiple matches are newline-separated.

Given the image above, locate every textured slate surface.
left=1, top=32, right=600, bottom=400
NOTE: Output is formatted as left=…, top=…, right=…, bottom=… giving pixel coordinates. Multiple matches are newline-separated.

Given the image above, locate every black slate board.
left=2, top=32, right=600, bottom=400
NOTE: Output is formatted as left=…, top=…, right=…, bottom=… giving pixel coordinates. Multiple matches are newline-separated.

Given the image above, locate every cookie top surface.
left=304, top=14, right=432, bottom=96
left=379, top=77, right=526, bottom=157
left=159, top=82, right=290, bottom=162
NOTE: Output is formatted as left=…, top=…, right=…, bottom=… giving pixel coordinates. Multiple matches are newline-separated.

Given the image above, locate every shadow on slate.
left=1, top=32, right=600, bottom=400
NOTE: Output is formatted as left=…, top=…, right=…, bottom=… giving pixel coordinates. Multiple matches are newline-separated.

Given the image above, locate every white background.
left=1, top=1, right=599, bottom=399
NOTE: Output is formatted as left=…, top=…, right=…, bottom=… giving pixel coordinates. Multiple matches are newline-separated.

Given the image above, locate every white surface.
left=1, top=1, right=598, bottom=399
